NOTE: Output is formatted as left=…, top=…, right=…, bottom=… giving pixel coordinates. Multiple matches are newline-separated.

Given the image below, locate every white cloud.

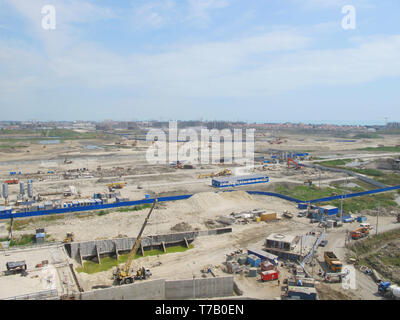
left=291, top=0, right=374, bottom=10
left=187, top=0, right=230, bottom=25
left=132, top=0, right=176, bottom=29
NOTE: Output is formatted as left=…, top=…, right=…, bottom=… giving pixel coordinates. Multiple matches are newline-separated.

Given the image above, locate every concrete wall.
left=65, top=228, right=232, bottom=262
left=165, top=276, right=234, bottom=300
left=80, top=279, right=165, bottom=300
left=79, top=276, right=234, bottom=300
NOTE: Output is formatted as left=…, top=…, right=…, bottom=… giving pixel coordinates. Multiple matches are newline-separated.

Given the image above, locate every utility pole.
left=376, top=203, right=380, bottom=236
left=319, top=170, right=321, bottom=189
left=340, top=196, right=343, bottom=221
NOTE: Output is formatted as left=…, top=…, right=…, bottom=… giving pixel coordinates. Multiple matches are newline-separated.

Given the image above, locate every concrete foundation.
left=65, top=228, right=232, bottom=263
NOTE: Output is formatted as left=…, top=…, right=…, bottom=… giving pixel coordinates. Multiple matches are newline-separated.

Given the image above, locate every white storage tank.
left=27, top=182, right=33, bottom=198
left=2, top=183, right=8, bottom=198
left=19, top=181, right=25, bottom=196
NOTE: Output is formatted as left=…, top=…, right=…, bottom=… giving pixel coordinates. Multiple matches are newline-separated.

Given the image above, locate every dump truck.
left=378, top=282, right=400, bottom=300
left=350, top=227, right=369, bottom=240
left=324, top=251, right=342, bottom=273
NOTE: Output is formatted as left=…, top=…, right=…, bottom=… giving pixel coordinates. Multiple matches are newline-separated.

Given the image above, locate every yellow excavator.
left=114, top=200, right=157, bottom=285
left=107, top=182, right=127, bottom=192
left=63, top=232, right=75, bottom=243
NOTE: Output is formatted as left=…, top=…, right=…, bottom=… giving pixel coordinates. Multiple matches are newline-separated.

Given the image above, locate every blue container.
left=247, top=254, right=261, bottom=267
left=145, top=194, right=150, bottom=199
left=357, top=216, right=367, bottom=222
left=298, top=203, right=308, bottom=210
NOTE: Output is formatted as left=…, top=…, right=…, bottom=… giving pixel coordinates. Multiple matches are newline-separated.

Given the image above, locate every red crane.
left=287, top=158, right=301, bottom=169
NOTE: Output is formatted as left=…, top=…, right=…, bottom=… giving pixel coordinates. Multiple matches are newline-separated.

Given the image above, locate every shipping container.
left=287, top=286, right=317, bottom=300
left=357, top=216, right=367, bottom=223
left=249, top=268, right=258, bottom=277
left=247, top=254, right=261, bottom=267
left=260, top=212, right=277, bottom=222
left=248, top=248, right=279, bottom=265
left=261, top=270, right=279, bottom=282
left=261, top=261, right=275, bottom=271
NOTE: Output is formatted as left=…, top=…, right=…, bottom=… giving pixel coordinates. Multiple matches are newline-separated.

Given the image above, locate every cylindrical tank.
left=19, top=181, right=25, bottom=196
left=391, top=286, right=400, bottom=299
left=27, top=182, right=33, bottom=198
left=2, top=183, right=8, bottom=198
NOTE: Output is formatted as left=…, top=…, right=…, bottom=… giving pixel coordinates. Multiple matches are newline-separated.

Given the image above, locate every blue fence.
left=305, top=185, right=400, bottom=204
left=1, top=185, right=399, bottom=220
left=246, top=191, right=303, bottom=203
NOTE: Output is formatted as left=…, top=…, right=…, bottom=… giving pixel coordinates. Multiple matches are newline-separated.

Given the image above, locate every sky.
left=0, top=0, right=399, bottom=124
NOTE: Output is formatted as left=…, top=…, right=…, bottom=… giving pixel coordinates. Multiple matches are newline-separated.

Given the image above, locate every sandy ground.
left=0, top=245, right=77, bottom=299
left=11, top=191, right=296, bottom=241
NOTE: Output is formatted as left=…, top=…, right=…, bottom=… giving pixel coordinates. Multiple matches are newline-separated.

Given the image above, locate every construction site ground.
left=1, top=132, right=400, bottom=299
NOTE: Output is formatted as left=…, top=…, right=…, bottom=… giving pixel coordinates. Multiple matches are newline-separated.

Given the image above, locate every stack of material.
left=288, top=276, right=315, bottom=288
left=226, top=261, right=240, bottom=274
left=237, top=255, right=248, bottom=265
left=260, top=212, right=277, bottom=222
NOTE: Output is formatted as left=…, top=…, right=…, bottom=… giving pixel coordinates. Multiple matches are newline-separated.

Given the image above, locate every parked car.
left=298, top=211, right=307, bottom=217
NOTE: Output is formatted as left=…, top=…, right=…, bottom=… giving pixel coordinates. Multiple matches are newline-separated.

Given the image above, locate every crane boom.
left=116, top=199, right=157, bottom=284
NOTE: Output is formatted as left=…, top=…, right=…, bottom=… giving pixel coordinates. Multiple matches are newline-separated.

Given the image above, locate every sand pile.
left=186, top=191, right=255, bottom=212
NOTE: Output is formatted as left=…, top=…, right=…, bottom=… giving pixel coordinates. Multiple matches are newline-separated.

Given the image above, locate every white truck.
left=378, top=282, right=400, bottom=300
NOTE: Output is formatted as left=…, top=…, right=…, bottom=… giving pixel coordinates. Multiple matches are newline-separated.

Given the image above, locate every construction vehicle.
left=107, top=182, right=127, bottom=192
left=114, top=200, right=157, bottom=285
left=324, top=251, right=342, bottom=273
left=350, top=227, right=369, bottom=240
left=63, top=232, right=75, bottom=243
left=283, top=210, right=293, bottom=219
left=378, top=282, right=400, bottom=299
left=287, top=158, right=303, bottom=170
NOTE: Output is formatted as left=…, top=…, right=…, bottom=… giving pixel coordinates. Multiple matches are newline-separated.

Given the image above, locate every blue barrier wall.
left=1, top=185, right=399, bottom=220
left=305, top=185, right=400, bottom=204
